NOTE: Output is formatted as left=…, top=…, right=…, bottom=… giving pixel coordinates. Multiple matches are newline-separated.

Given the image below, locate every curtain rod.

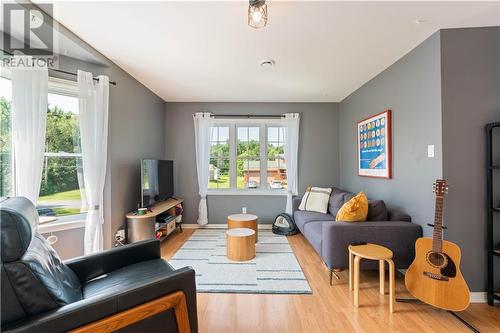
left=212, top=114, right=284, bottom=119
left=1, top=49, right=117, bottom=86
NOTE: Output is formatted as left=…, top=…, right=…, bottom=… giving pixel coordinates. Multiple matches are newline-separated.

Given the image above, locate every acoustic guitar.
left=405, top=179, right=470, bottom=311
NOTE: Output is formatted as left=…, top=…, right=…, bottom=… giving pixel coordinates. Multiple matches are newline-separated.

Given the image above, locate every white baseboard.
left=182, top=223, right=272, bottom=230
left=469, top=292, right=499, bottom=303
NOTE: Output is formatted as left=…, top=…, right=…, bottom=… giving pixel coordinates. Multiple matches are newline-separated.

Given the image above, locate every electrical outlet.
left=116, top=229, right=125, bottom=240
left=427, top=145, right=435, bottom=158
left=242, top=207, right=247, bottom=214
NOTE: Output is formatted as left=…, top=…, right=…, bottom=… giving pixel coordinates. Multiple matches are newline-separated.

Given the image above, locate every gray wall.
left=440, top=27, right=500, bottom=292
left=165, top=103, right=339, bottom=224
left=338, top=32, right=443, bottom=237
left=105, top=65, right=166, bottom=248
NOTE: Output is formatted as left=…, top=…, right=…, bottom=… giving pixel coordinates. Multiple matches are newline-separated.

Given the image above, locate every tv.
left=141, top=159, right=174, bottom=207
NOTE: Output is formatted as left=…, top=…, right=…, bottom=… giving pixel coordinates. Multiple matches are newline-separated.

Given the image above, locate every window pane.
left=249, top=127, right=259, bottom=141
left=267, top=126, right=287, bottom=189
left=268, top=157, right=287, bottom=189
left=218, top=127, right=229, bottom=141
left=0, top=77, right=12, bottom=197
left=37, top=93, right=86, bottom=218
left=210, top=126, right=229, bottom=158
left=38, top=156, right=85, bottom=216
left=237, top=126, right=259, bottom=158
left=209, top=158, right=230, bottom=189
left=268, top=127, right=278, bottom=142
left=211, top=141, right=229, bottom=158
left=237, top=127, right=248, bottom=141
left=238, top=158, right=260, bottom=189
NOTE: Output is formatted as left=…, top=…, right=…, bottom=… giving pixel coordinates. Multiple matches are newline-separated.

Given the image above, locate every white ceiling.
left=46, top=1, right=499, bottom=102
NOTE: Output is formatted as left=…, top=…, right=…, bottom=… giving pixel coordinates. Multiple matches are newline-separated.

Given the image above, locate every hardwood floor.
left=162, top=229, right=500, bottom=333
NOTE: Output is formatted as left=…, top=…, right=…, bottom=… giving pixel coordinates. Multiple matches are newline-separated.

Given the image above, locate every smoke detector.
left=260, top=59, right=275, bottom=68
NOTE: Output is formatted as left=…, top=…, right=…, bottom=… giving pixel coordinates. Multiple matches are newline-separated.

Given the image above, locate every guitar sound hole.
left=426, top=251, right=448, bottom=268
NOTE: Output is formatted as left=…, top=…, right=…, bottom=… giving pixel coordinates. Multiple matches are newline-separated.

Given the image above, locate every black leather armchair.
left=1, top=197, right=198, bottom=333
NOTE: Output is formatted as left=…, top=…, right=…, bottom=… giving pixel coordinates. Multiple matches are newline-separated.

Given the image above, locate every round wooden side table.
left=227, top=213, right=258, bottom=243
left=348, top=243, right=395, bottom=313
left=226, top=228, right=256, bottom=261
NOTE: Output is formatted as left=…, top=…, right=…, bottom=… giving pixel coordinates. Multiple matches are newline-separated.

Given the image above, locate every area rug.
left=169, top=228, right=312, bottom=294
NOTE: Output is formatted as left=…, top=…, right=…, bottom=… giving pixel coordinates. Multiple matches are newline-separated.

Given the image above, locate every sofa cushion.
left=294, top=211, right=335, bottom=233
left=336, top=192, right=368, bottom=222
left=329, top=188, right=354, bottom=217
left=367, top=200, right=388, bottom=221
left=303, top=222, right=323, bottom=256
left=299, top=187, right=332, bottom=214
left=388, top=210, right=412, bottom=222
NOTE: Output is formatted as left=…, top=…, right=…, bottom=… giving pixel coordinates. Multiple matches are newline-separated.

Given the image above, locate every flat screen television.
left=141, top=159, right=174, bottom=207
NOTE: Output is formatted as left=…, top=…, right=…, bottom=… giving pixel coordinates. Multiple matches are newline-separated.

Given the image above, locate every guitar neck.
left=432, top=196, right=444, bottom=253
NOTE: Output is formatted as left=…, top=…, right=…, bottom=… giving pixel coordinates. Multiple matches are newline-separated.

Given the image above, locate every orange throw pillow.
left=336, top=192, right=368, bottom=222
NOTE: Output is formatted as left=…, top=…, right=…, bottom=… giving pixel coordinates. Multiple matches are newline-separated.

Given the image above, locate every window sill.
left=207, top=190, right=288, bottom=196
left=38, top=216, right=86, bottom=234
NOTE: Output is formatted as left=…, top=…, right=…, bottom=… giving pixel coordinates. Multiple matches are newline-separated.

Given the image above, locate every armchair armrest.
left=3, top=266, right=198, bottom=333
left=65, top=239, right=161, bottom=283
left=321, top=221, right=422, bottom=269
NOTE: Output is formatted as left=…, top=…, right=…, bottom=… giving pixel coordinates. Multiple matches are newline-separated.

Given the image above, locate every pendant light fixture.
left=248, top=0, right=268, bottom=29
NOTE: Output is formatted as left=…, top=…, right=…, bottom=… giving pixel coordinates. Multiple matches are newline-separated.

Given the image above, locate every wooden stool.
left=348, top=243, right=395, bottom=313
left=227, top=213, right=258, bottom=243
left=226, top=228, right=255, bottom=261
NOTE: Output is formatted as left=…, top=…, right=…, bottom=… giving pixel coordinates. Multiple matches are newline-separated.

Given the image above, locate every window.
left=208, top=121, right=287, bottom=193
left=267, top=127, right=287, bottom=190
left=209, top=126, right=230, bottom=189
left=237, top=126, right=261, bottom=189
left=38, top=86, right=87, bottom=220
left=0, top=75, right=86, bottom=221
left=0, top=77, right=12, bottom=197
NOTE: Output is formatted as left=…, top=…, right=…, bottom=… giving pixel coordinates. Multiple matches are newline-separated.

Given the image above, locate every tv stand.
left=126, top=198, right=183, bottom=243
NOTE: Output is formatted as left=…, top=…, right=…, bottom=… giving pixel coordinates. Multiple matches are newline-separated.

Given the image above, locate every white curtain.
left=283, top=113, right=300, bottom=214
left=11, top=56, right=48, bottom=205
left=193, top=112, right=213, bottom=225
left=78, top=70, right=109, bottom=254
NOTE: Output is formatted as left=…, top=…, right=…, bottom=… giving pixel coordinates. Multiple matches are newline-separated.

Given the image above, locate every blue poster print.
left=358, top=115, right=387, bottom=171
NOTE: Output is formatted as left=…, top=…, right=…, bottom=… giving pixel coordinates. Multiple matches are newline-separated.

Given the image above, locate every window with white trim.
left=208, top=120, right=287, bottom=192
left=0, top=75, right=87, bottom=221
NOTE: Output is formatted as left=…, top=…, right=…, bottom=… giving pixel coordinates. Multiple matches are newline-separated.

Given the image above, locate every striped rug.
left=169, top=228, right=312, bottom=294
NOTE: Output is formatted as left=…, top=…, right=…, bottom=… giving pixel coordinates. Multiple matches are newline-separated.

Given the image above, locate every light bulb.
left=252, top=10, right=262, bottom=22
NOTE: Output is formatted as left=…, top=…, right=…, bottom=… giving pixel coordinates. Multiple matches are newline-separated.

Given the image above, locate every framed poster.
left=357, top=110, right=392, bottom=178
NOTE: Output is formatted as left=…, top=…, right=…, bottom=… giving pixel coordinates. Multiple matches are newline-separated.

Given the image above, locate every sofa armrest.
left=3, top=266, right=198, bottom=333
left=321, top=221, right=422, bottom=269
left=65, top=239, right=161, bottom=283
left=292, top=196, right=302, bottom=213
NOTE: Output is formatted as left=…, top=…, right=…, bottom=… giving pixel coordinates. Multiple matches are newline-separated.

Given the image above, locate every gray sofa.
left=293, top=188, right=422, bottom=282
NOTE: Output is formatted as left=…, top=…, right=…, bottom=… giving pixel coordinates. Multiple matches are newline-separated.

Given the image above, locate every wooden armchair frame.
left=70, top=291, right=190, bottom=333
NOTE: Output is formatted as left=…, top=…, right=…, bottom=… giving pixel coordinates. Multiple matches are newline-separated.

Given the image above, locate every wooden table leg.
left=349, top=250, right=354, bottom=291
left=387, top=258, right=395, bottom=313
left=354, top=256, right=361, bottom=307
left=379, top=260, right=385, bottom=295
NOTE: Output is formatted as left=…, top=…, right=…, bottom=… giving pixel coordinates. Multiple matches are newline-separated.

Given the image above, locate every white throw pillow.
left=298, top=187, right=332, bottom=214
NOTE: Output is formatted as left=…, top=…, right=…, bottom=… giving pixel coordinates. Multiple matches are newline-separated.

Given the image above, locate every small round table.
left=227, top=213, right=258, bottom=243
left=226, top=228, right=256, bottom=261
left=348, top=243, right=395, bottom=313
